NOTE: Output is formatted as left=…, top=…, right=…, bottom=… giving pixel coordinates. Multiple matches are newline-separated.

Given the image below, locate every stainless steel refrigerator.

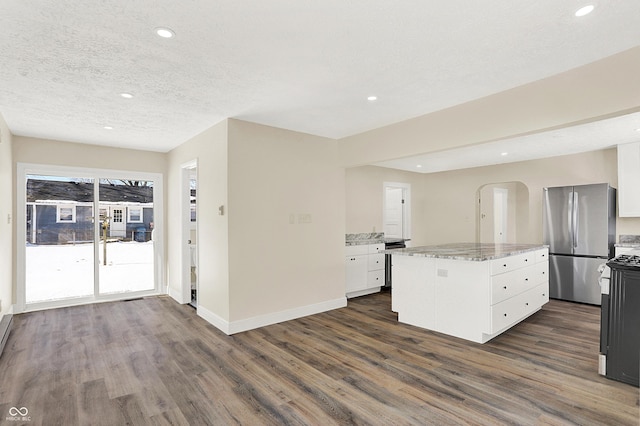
left=542, top=183, right=616, bottom=305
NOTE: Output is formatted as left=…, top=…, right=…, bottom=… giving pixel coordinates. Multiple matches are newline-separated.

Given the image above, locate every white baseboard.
left=198, top=297, right=348, bottom=335
left=197, top=305, right=231, bottom=334
left=167, top=285, right=186, bottom=304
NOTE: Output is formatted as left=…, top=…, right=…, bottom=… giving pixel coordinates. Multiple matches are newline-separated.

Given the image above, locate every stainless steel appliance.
left=542, top=183, right=616, bottom=305
left=599, top=253, right=640, bottom=387
left=384, top=238, right=407, bottom=288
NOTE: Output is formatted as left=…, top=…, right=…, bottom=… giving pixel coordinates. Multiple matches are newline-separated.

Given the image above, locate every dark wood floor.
left=0, top=292, right=638, bottom=425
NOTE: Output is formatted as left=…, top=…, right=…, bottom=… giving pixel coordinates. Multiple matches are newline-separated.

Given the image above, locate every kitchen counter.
left=384, top=242, right=546, bottom=261
left=390, top=243, right=549, bottom=344
left=345, top=232, right=385, bottom=246
left=345, top=232, right=411, bottom=246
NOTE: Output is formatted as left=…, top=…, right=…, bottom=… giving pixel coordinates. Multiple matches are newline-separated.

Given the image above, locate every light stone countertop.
left=383, top=243, right=547, bottom=261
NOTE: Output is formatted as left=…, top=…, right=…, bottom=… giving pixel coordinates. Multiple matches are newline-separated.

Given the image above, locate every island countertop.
left=383, top=243, right=547, bottom=261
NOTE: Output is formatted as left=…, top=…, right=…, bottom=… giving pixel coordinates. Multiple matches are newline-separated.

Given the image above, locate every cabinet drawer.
left=369, top=243, right=385, bottom=254
left=490, top=252, right=533, bottom=275
left=535, top=248, right=549, bottom=263
left=529, top=262, right=548, bottom=286
left=490, top=283, right=548, bottom=333
left=490, top=270, right=519, bottom=304
left=367, top=269, right=385, bottom=288
left=368, top=253, right=385, bottom=271
left=346, top=244, right=368, bottom=256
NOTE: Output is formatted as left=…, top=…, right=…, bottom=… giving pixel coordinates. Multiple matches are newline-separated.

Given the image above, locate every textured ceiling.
left=1, top=1, right=640, bottom=162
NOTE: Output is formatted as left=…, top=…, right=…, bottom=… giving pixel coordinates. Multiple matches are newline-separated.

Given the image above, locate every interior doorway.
left=383, top=182, right=411, bottom=241
left=181, top=161, right=198, bottom=308
left=17, top=164, right=163, bottom=312
left=477, top=182, right=530, bottom=244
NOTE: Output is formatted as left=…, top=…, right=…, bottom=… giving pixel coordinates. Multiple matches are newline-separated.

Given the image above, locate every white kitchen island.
left=386, top=243, right=549, bottom=344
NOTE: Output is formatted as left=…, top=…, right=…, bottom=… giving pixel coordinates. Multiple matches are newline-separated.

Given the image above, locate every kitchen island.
left=385, top=243, right=549, bottom=344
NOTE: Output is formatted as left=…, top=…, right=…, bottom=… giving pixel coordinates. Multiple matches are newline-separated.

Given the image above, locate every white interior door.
left=493, top=188, right=508, bottom=244
left=383, top=182, right=411, bottom=240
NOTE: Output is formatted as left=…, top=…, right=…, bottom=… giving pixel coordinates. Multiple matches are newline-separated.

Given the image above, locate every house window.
left=57, top=205, right=76, bottom=223
left=128, top=207, right=143, bottom=223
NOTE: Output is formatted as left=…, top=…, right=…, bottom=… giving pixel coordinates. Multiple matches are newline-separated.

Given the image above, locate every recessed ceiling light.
left=367, top=96, right=377, bottom=101
left=635, top=128, right=640, bottom=132
left=575, top=5, right=594, bottom=17
left=155, top=27, right=175, bottom=38
left=501, top=152, right=508, bottom=156
left=416, top=164, right=422, bottom=168
left=104, top=126, right=113, bottom=130
left=120, top=93, right=133, bottom=99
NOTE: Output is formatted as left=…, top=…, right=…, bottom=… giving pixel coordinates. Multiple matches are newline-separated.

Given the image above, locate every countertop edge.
left=383, top=244, right=548, bottom=262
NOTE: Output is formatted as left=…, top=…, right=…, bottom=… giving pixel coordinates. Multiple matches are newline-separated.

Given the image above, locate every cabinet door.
left=618, top=142, right=640, bottom=217
left=345, top=255, right=368, bottom=293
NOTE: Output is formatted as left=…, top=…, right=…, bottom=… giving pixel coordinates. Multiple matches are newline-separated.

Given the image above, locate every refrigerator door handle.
left=568, top=191, right=574, bottom=250
left=573, top=191, right=579, bottom=249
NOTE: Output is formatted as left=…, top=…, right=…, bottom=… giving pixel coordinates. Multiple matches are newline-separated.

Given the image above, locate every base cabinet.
left=392, top=248, right=549, bottom=343
left=346, top=243, right=384, bottom=298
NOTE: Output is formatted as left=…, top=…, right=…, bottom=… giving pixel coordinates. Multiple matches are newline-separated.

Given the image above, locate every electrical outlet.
left=297, top=213, right=312, bottom=224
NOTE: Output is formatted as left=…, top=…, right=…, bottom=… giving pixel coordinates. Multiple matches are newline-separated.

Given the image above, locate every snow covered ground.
left=26, top=240, right=154, bottom=303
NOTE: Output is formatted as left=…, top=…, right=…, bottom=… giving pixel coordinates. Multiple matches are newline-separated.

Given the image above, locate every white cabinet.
left=393, top=247, right=549, bottom=344
left=345, top=243, right=385, bottom=298
left=617, top=142, right=640, bottom=217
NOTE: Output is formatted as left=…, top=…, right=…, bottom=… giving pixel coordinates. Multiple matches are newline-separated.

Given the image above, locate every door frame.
left=180, top=159, right=198, bottom=305
left=16, top=163, right=164, bottom=313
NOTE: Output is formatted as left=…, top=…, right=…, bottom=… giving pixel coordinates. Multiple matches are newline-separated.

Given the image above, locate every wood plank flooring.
left=0, top=292, right=638, bottom=425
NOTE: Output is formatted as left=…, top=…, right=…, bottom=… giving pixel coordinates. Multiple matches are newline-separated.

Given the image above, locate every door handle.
left=573, top=191, right=579, bottom=249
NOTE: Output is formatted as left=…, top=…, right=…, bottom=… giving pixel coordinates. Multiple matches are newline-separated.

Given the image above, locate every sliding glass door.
left=25, top=175, right=95, bottom=303
left=98, top=178, right=155, bottom=295
left=20, top=165, right=163, bottom=310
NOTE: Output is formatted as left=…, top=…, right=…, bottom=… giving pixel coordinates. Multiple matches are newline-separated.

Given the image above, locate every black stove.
left=607, top=254, right=640, bottom=270
left=601, top=253, right=640, bottom=387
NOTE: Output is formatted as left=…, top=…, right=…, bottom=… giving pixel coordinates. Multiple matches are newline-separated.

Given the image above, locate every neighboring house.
left=26, top=179, right=154, bottom=244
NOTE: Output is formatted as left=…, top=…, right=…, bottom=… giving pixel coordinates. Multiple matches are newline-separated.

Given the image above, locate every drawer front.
left=529, top=262, right=548, bottom=286
left=490, top=283, right=548, bottom=333
left=346, top=244, right=368, bottom=256
left=368, top=253, right=385, bottom=271
left=369, top=243, right=385, bottom=254
left=367, top=269, right=385, bottom=288
left=535, top=248, right=549, bottom=263
left=491, top=253, right=525, bottom=275
left=490, top=270, right=520, bottom=305
left=491, top=252, right=537, bottom=275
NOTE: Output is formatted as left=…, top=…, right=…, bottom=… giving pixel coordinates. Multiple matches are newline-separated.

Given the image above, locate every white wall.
left=345, top=166, right=428, bottom=246
left=166, top=120, right=230, bottom=320
left=227, top=119, right=346, bottom=324
left=0, top=113, right=13, bottom=316
left=346, top=148, right=640, bottom=246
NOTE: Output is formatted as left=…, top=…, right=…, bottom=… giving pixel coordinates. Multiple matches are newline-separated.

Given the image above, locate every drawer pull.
left=525, top=302, right=529, bottom=306
left=503, top=264, right=507, bottom=268
left=525, top=278, right=529, bottom=281
left=503, top=313, right=507, bottom=317
left=503, top=286, right=507, bottom=290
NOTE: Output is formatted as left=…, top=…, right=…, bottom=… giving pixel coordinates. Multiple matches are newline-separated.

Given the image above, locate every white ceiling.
left=375, top=111, right=640, bottom=173
left=1, top=1, right=639, bottom=171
